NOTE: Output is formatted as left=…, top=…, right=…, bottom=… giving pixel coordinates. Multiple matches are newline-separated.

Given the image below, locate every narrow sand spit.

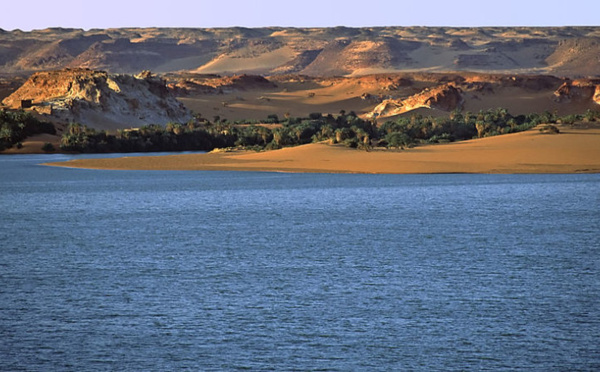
left=45, top=126, right=600, bottom=174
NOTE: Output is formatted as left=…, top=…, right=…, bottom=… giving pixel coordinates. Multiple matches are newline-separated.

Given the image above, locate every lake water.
left=1, top=154, right=599, bottom=371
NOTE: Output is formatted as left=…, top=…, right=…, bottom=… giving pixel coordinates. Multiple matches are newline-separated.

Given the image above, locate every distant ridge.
left=1, top=27, right=599, bottom=77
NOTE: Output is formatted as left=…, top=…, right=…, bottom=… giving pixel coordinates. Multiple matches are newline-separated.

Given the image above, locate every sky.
left=1, top=0, right=599, bottom=31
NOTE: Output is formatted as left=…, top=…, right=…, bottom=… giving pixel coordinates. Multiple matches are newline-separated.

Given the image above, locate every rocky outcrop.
left=553, top=79, right=600, bottom=104
left=462, top=74, right=563, bottom=91
left=210, top=74, right=277, bottom=91
left=166, top=74, right=277, bottom=95
left=367, top=84, right=463, bottom=118
left=367, top=100, right=405, bottom=119
left=2, top=68, right=190, bottom=129
left=421, top=85, right=463, bottom=110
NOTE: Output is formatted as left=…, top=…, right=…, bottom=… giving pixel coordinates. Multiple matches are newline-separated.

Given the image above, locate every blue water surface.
left=1, top=154, right=599, bottom=371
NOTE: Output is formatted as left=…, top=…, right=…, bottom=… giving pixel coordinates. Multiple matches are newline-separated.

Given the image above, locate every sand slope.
left=2, top=133, right=61, bottom=154
left=46, top=125, right=600, bottom=174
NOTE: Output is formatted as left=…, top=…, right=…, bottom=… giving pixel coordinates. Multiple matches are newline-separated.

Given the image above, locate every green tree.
left=385, top=132, right=411, bottom=150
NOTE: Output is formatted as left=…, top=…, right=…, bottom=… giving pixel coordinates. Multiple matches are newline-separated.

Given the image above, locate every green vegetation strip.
left=3, top=108, right=599, bottom=154
left=58, top=109, right=600, bottom=153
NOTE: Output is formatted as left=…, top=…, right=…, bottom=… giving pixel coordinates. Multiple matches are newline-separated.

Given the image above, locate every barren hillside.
left=168, top=72, right=600, bottom=122
left=1, top=27, right=599, bottom=77
left=2, top=68, right=190, bottom=129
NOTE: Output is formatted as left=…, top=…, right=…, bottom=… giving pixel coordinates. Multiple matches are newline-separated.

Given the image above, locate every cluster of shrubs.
left=53, top=108, right=600, bottom=153
left=227, top=108, right=598, bottom=151
left=59, top=121, right=235, bottom=153
left=59, top=111, right=378, bottom=153
left=3, top=106, right=598, bottom=154
left=0, top=110, right=56, bottom=151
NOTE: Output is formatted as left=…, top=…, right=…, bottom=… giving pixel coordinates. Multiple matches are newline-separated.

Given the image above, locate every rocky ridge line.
left=2, top=68, right=191, bottom=128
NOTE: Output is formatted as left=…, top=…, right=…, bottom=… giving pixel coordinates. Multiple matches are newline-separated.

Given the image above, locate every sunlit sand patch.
left=45, top=125, right=600, bottom=174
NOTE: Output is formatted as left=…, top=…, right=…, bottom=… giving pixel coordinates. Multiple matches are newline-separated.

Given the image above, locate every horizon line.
left=3, top=25, right=599, bottom=33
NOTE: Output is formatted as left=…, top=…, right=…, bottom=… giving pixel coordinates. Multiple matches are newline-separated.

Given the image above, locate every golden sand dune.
left=46, top=125, right=600, bottom=174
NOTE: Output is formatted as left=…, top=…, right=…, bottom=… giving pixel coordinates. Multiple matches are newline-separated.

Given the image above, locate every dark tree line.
left=58, top=108, right=600, bottom=153
left=374, top=108, right=599, bottom=149
left=59, top=111, right=378, bottom=153
left=60, top=121, right=236, bottom=153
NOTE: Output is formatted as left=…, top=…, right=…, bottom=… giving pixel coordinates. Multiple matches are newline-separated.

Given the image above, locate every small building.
left=21, top=99, right=33, bottom=109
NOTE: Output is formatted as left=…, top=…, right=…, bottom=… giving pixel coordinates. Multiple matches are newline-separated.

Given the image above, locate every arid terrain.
left=2, top=69, right=190, bottom=129
left=2, top=27, right=600, bottom=77
left=3, top=70, right=599, bottom=132
left=2, top=26, right=600, bottom=130
left=1, top=27, right=599, bottom=173
left=46, top=123, right=600, bottom=174
left=170, top=72, right=600, bottom=125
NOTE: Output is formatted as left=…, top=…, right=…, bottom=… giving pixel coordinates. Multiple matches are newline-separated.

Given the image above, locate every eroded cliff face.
left=367, top=84, right=463, bottom=118
left=166, top=74, right=277, bottom=95
left=2, top=68, right=190, bottom=129
left=553, top=80, right=600, bottom=105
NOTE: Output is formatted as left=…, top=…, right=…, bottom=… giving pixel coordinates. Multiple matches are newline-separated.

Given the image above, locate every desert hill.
left=3, top=68, right=598, bottom=133
left=2, top=68, right=190, bottom=129
left=1, top=27, right=600, bottom=77
left=169, top=72, right=600, bottom=124
left=165, top=73, right=278, bottom=95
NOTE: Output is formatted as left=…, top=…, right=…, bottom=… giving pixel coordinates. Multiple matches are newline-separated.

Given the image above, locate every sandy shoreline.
left=44, top=125, right=600, bottom=174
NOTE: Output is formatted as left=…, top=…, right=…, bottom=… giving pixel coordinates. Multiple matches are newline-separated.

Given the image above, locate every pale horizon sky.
left=1, top=0, right=599, bottom=31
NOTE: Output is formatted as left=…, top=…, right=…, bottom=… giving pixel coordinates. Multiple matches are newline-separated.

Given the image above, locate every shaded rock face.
left=422, top=85, right=463, bottom=111
left=212, top=74, right=277, bottom=90
left=2, top=68, right=190, bottom=129
left=165, top=73, right=278, bottom=95
left=554, top=80, right=600, bottom=104
left=463, top=74, right=562, bottom=90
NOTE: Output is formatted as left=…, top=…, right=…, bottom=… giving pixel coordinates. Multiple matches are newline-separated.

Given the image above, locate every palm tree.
left=385, top=132, right=410, bottom=150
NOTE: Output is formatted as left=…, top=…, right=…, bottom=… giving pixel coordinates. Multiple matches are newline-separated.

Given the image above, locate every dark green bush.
left=42, top=142, right=56, bottom=152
